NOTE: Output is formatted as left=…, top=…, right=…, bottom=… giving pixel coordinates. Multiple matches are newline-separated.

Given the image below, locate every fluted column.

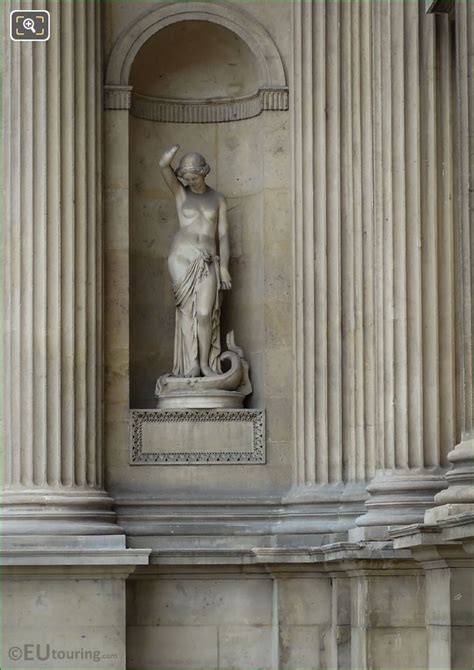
left=285, top=0, right=376, bottom=529
left=2, top=1, right=122, bottom=539
left=354, top=2, right=458, bottom=534
left=426, top=0, right=474, bottom=522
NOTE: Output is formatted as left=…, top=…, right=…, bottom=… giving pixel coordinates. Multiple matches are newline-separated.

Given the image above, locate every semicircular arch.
left=105, top=2, right=287, bottom=91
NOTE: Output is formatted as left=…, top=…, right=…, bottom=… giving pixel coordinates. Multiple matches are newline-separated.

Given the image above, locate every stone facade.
left=2, top=1, right=473, bottom=669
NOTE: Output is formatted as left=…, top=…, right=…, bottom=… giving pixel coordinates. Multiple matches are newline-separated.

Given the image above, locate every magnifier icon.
left=23, top=17, right=36, bottom=33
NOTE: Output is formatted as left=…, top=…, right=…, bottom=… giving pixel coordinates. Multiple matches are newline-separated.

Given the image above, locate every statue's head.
left=176, top=152, right=210, bottom=179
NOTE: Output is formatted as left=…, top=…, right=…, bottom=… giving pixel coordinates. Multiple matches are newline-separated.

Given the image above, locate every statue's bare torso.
left=168, top=186, right=224, bottom=285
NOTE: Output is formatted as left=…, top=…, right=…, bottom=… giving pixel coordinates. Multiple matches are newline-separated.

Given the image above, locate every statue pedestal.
left=157, top=388, right=246, bottom=409
left=155, top=333, right=252, bottom=410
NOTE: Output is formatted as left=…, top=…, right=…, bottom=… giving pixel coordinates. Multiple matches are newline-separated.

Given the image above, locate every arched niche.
left=104, top=2, right=289, bottom=412
left=105, top=2, right=287, bottom=92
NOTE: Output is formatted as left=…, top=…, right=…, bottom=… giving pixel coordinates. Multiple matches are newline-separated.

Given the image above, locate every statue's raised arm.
left=159, top=144, right=183, bottom=197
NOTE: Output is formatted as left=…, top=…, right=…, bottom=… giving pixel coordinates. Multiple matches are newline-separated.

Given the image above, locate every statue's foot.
left=185, top=363, right=201, bottom=377
left=200, top=365, right=219, bottom=378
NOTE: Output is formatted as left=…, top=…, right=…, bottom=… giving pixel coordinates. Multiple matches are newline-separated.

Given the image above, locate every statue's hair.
left=176, top=152, right=210, bottom=178
left=176, top=163, right=210, bottom=178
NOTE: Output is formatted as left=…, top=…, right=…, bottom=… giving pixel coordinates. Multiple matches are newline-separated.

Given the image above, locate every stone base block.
left=352, top=627, right=428, bottom=670
left=127, top=569, right=333, bottom=670
left=2, top=548, right=149, bottom=668
left=3, top=572, right=128, bottom=669
left=350, top=571, right=427, bottom=670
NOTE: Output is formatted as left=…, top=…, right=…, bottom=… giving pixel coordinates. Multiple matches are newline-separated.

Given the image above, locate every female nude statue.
left=159, top=145, right=231, bottom=378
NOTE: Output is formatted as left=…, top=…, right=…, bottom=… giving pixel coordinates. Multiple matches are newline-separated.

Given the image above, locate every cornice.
left=105, top=86, right=289, bottom=122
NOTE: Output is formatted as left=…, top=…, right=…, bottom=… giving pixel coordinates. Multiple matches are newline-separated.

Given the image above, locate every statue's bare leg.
left=196, top=268, right=218, bottom=376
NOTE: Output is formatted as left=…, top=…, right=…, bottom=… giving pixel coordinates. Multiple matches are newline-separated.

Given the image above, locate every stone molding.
left=105, top=2, right=287, bottom=91
left=0, top=548, right=150, bottom=569
left=0, top=489, right=122, bottom=538
left=119, top=543, right=415, bottom=569
left=104, top=85, right=132, bottom=110
left=128, top=88, right=288, bottom=123
left=391, top=512, right=474, bottom=547
left=130, top=409, right=265, bottom=465
left=354, top=470, right=448, bottom=528
left=114, top=484, right=367, bottom=539
left=425, top=437, right=474, bottom=522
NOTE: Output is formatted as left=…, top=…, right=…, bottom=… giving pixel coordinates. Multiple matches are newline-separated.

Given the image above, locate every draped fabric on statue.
left=172, top=250, right=221, bottom=377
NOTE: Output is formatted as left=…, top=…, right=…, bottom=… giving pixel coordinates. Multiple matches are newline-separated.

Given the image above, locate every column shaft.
left=354, top=3, right=460, bottom=533
left=2, top=1, right=120, bottom=538
left=428, top=0, right=474, bottom=519
left=288, top=1, right=376, bottom=522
